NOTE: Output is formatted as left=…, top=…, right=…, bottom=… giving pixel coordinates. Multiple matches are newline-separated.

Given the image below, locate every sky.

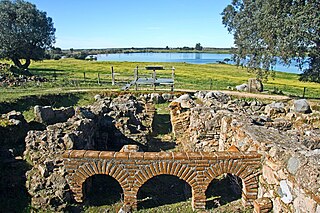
left=28, top=0, right=234, bottom=49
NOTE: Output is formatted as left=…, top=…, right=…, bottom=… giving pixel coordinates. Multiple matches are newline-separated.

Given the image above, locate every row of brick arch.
left=69, top=160, right=260, bottom=209
left=84, top=173, right=240, bottom=209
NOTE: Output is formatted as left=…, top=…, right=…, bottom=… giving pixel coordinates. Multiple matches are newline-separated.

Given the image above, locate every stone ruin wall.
left=23, top=94, right=157, bottom=211
left=221, top=117, right=320, bottom=213
left=3, top=91, right=319, bottom=212
left=169, top=91, right=320, bottom=213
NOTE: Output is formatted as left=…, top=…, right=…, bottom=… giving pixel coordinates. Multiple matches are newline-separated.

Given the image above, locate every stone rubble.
left=0, top=74, right=48, bottom=87
left=24, top=94, right=155, bottom=211
left=0, top=110, right=29, bottom=150
left=0, top=63, right=48, bottom=87
left=34, top=105, right=75, bottom=125
left=235, top=78, right=263, bottom=93
left=248, top=78, right=264, bottom=92
left=169, top=91, right=320, bottom=213
left=7, top=90, right=318, bottom=212
left=292, top=99, right=312, bottom=114
left=236, top=83, right=248, bottom=91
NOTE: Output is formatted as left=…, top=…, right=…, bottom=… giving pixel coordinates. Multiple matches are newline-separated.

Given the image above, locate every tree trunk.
left=11, top=58, right=31, bottom=70
left=21, top=58, right=31, bottom=69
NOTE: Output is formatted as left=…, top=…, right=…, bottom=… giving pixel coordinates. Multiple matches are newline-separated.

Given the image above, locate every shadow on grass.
left=137, top=175, right=191, bottom=210
left=148, top=113, right=175, bottom=151
left=0, top=93, right=83, bottom=114
left=152, top=114, right=172, bottom=135
left=0, top=160, right=32, bottom=212
left=147, top=138, right=176, bottom=152
left=29, top=68, right=65, bottom=76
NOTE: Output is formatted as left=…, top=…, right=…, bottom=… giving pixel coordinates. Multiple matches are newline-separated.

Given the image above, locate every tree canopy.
left=0, top=0, right=55, bottom=69
left=195, top=43, right=203, bottom=51
left=222, top=0, right=320, bottom=82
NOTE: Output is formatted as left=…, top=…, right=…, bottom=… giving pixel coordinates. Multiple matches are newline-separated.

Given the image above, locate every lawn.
left=1, top=58, right=319, bottom=104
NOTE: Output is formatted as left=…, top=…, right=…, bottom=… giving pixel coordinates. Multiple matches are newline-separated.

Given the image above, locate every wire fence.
left=1, top=65, right=319, bottom=99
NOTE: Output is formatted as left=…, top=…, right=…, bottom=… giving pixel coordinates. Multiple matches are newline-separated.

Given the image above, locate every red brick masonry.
left=63, top=150, right=261, bottom=210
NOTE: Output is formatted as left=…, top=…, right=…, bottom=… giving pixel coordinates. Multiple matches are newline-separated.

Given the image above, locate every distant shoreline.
left=62, top=47, right=233, bottom=55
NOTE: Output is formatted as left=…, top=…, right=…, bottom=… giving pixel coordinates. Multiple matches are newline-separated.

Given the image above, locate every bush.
left=74, top=52, right=88, bottom=60
left=53, top=54, right=62, bottom=60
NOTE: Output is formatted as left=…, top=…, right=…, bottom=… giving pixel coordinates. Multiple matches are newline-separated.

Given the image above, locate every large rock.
left=55, top=107, right=75, bottom=121
left=287, top=156, right=300, bottom=175
left=264, top=102, right=286, bottom=118
left=279, top=180, right=293, bottom=204
left=34, top=106, right=75, bottom=125
left=204, top=91, right=231, bottom=104
left=0, top=111, right=29, bottom=147
left=248, top=78, right=263, bottom=92
left=34, top=106, right=55, bottom=124
left=194, top=91, right=206, bottom=100
left=177, top=94, right=192, bottom=102
left=161, top=93, right=173, bottom=102
left=235, top=83, right=248, bottom=91
left=171, top=94, right=194, bottom=109
left=150, top=93, right=164, bottom=104
left=292, top=99, right=312, bottom=114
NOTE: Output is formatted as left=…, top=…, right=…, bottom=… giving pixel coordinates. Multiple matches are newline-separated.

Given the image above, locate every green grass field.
left=1, top=58, right=319, bottom=104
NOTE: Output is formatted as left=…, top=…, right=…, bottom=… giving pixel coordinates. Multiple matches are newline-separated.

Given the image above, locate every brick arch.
left=133, top=162, right=197, bottom=192
left=70, top=160, right=130, bottom=202
left=203, top=160, right=261, bottom=206
left=63, top=150, right=262, bottom=210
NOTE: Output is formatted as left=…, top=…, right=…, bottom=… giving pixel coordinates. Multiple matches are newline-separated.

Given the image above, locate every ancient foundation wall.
left=169, top=93, right=320, bottom=212
left=23, top=94, right=155, bottom=211
left=219, top=119, right=320, bottom=212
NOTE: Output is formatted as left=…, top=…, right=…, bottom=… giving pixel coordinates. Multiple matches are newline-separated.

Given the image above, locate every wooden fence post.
left=98, top=72, right=101, bottom=85
left=171, top=66, right=175, bottom=92
left=111, top=66, right=115, bottom=85
left=83, top=72, right=86, bottom=83
left=153, top=69, right=156, bottom=91
left=134, top=66, right=139, bottom=91
left=172, top=66, right=175, bottom=81
left=53, top=70, right=57, bottom=81
left=303, top=87, right=306, bottom=98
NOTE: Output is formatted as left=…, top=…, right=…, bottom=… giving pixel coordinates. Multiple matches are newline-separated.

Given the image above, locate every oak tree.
left=195, top=43, right=203, bottom=51
left=222, top=0, right=320, bottom=82
left=0, top=0, right=55, bottom=70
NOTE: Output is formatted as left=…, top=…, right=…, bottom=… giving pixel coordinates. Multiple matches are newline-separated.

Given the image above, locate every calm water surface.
left=97, top=53, right=303, bottom=74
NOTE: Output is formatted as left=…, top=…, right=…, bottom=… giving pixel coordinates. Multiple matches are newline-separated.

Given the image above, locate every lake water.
left=97, top=52, right=304, bottom=74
